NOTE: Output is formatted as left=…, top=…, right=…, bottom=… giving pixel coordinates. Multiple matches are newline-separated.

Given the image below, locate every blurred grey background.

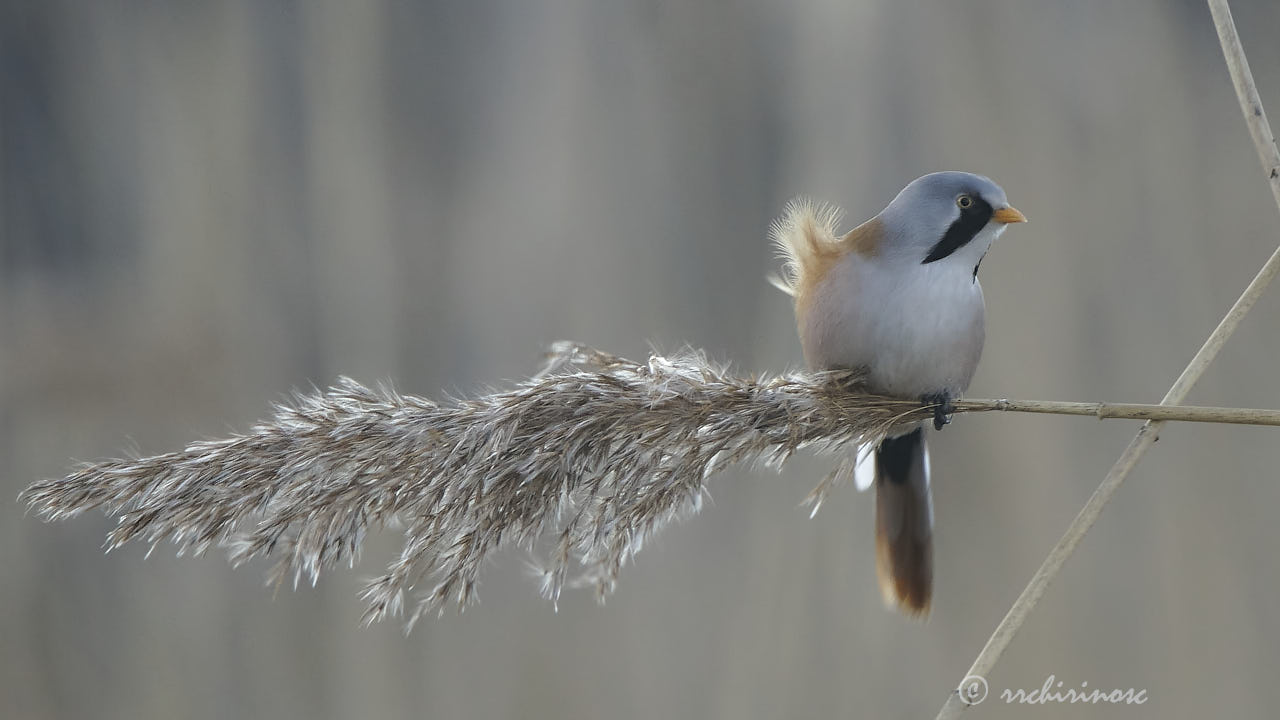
left=4, top=1, right=1280, bottom=718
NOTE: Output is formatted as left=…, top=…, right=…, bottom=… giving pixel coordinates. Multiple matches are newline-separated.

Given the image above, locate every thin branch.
left=938, top=1, right=1280, bottom=715
left=954, top=398, right=1280, bottom=426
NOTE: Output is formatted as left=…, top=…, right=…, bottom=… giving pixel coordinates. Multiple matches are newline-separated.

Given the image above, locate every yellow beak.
left=992, top=206, right=1027, bottom=224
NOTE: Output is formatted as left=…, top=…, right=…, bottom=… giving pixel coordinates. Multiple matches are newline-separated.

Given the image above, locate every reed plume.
left=22, top=342, right=932, bottom=630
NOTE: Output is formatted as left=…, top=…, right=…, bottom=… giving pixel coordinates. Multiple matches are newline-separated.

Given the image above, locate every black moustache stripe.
left=923, top=196, right=992, bottom=264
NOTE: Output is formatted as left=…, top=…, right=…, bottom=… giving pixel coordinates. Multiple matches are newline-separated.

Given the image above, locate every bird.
left=768, top=172, right=1026, bottom=616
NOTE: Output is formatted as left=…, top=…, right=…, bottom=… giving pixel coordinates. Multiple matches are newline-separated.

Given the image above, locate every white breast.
left=800, top=231, right=996, bottom=398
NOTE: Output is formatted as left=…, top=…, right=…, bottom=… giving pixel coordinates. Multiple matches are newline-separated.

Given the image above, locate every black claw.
left=923, top=393, right=955, bottom=431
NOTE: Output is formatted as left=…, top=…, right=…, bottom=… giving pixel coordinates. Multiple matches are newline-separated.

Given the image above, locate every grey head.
left=875, top=171, right=1025, bottom=266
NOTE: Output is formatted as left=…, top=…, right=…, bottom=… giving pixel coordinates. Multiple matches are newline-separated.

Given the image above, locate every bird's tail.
left=874, top=426, right=933, bottom=617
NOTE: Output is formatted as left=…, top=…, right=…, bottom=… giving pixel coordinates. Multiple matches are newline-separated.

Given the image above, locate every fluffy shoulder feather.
left=768, top=198, right=845, bottom=297
left=768, top=199, right=881, bottom=298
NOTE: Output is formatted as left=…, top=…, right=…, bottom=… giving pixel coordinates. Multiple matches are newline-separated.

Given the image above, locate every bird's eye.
left=956, top=194, right=974, bottom=209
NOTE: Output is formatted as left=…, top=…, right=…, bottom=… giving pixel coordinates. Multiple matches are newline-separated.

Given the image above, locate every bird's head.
left=876, top=171, right=1026, bottom=268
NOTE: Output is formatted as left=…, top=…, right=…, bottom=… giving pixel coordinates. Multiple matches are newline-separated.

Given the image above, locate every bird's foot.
left=922, top=392, right=955, bottom=431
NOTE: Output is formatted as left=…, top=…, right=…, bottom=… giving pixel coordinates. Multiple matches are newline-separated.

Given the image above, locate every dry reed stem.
left=938, top=1, right=1280, bottom=715
left=22, top=343, right=931, bottom=631
left=22, top=340, right=1280, bottom=633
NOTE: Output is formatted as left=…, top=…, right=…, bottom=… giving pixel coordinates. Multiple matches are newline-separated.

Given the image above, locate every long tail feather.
left=874, top=426, right=933, bottom=616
